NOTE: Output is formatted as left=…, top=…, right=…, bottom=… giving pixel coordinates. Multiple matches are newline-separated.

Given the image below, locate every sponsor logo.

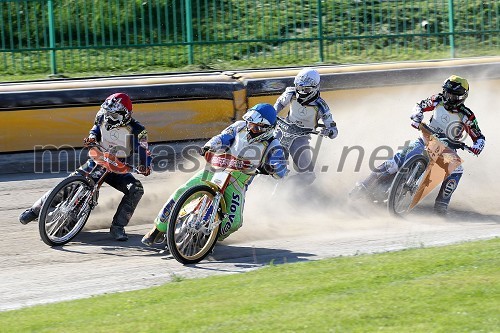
left=138, top=130, right=148, bottom=140
left=298, top=106, right=308, bottom=117
left=441, top=114, right=450, bottom=123
left=221, top=193, right=241, bottom=235
left=443, top=179, right=457, bottom=199
left=102, top=156, right=119, bottom=167
left=110, top=130, right=119, bottom=140
left=210, top=154, right=251, bottom=170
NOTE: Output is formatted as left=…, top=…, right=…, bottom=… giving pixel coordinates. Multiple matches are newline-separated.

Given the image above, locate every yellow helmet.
left=442, top=75, right=469, bottom=109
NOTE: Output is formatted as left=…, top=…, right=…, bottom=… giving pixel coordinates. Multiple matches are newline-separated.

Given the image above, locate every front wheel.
left=387, top=155, right=429, bottom=216
left=39, top=175, right=95, bottom=246
left=167, top=185, right=222, bottom=264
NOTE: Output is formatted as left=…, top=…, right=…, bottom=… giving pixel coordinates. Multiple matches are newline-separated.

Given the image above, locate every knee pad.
left=129, top=180, right=145, bottom=198
left=384, top=159, right=399, bottom=174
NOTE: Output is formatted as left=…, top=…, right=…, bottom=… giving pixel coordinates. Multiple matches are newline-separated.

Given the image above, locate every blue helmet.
left=242, top=103, right=277, bottom=143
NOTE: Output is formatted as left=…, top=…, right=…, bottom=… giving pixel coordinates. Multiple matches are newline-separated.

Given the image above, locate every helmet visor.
left=443, top=91, right=467, bottom=103
left=295, top=85, right=315, bottom=95
left=247, top=121, right=270, bottom=134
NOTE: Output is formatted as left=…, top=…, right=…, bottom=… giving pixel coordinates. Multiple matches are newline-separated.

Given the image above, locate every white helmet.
left=294, top=68, right=320, bottom=105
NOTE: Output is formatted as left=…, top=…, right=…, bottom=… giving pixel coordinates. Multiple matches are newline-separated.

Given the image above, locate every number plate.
left=211, top=170, right=231, bottom=188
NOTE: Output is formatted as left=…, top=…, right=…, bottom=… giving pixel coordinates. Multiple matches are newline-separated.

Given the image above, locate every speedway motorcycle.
left=387, top=122, right=472, bottom=216
left=38, top=143, right=136, bottom=246
left=352, top=122, right=472, bottom=216
left=166, top=150, right=254, bottom=264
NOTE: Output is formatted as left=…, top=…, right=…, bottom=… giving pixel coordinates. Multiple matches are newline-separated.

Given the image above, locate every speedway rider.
left=19, top=93, right=152, bottom=241
left=353, top=75, right=485, bottom=215
left=274, top=67, right=338, bottom=182
left=142, top=103, right=287, bottom=246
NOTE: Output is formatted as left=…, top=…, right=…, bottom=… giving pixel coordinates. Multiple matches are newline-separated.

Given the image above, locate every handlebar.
left=276, top=117, right=325, bottom=136
left=85, top=142, right=143, bottom=174
left=419, top=122, right=473, bottom=153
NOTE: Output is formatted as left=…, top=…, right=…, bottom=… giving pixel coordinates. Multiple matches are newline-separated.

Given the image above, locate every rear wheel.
left=167, top=185, right=221, bottom=264
left=39, top=176, right=94, bottom=246
left=387, top=155, right=429, bottom=216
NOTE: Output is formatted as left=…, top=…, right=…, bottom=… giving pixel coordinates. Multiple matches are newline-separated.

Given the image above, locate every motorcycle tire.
left=167, top=184, right=222, bottom=265
left=387, top=155, right=429, bottom=217
left=39, top=175, right=94, bottom=246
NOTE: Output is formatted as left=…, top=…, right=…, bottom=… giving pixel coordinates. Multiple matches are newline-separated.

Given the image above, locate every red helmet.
left=101, top=93, right=133, bottom=129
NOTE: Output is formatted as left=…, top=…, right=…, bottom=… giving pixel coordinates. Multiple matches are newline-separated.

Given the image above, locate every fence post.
left=47, top=0, right=57, bottom=75
left=317, top=0, right=324, bottom=63
left=448, top=0, right=456, bottom=58
left=185, top=0, right=194, bottom=65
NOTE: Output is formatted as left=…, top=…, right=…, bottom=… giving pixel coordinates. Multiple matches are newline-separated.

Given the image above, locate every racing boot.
left=110, top=225, right=128, bottom=241
left=141, top=227, right=165, bottom=247
left=349, top=182, right=369, bottom=200
left=433, top=202, right=448, bottom=216
left=19, top=208, right=38, bottom=225
left=434, top=172, right=462, bottom=216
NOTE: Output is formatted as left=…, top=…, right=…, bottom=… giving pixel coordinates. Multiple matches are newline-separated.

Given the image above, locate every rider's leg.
left=142, top=170, right=207, bottom=246
left=19, top=194, right=46, bottom=224
left=434, top=165, right=463, bottom=215
left=105, top=173, right=144, bottom=241
left=19, top=160, right=94, bottom=225
left=289, top=135, right=316, bottom=183
left=351, top=139, right=424, bottom=200
left=357, top=138, right=425, bottom=191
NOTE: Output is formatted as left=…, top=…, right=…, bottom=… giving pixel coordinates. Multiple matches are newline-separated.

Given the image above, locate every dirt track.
left=1, top=80, right=499, bottom=312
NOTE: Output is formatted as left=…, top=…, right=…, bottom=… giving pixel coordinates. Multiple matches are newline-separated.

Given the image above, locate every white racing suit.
left=361, top=94, right=485, bottom=212
left=274, top=87, right=337, bottom=182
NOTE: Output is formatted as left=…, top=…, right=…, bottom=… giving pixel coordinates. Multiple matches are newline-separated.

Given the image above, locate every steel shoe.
left=19, top=208, right=38, bottom=225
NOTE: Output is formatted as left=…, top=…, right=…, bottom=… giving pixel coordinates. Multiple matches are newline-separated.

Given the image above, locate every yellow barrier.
left=1, top=57, right=499, bottom=153
left=1, top=99, right=236, bottom=153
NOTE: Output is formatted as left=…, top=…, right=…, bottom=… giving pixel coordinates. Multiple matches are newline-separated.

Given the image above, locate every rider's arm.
left=316, top=97, right=338, bottom=139
left=137, top=129, right=152, bottom=169
left=203, top=121, right=245, bottom=151
left=88, top=112, right=104, bottom=141
left=461, top=106, right=486, bottom=155
left=130, top=120, right=152, bottom=170
left=263, top=140, right=288, bottom=179
left=273, top=87, right=294, bottom=113
left=410, top=95, right=439, bottom=128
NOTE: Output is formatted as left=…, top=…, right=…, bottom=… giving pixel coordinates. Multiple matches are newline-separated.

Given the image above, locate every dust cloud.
left=85, top=74, right=500, bottom=241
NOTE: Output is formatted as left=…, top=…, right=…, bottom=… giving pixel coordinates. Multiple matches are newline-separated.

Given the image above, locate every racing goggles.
left=443, top=91, right=467, bottom=103
left=247, top=121, right=270, bottom=133
left=295, top=85, right=315, bottom=94
left=104, top=109, right=125, bottom=122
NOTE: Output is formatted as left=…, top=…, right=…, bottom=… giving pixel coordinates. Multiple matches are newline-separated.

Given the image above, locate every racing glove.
left=470, top=138, right=485, bottom=156
left=137, top=165, right=152, bottom=176
left=319, top=126, right=338, bottom=139
left=199, top=145, right=211, bottom=156
left=410, top=109, right=423, bottom=129
left=83, top=135, right=96, bottom=146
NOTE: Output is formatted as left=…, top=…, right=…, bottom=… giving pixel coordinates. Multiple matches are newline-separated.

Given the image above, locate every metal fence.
left=0, top=0, right=498, bottom=77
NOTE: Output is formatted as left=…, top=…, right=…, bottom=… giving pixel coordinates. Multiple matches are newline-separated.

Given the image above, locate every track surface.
left=1, top=81, right=499, bottom=312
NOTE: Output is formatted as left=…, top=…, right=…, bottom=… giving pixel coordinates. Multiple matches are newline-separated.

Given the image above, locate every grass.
left=1, top=0, right=498, bottom=82
left=0, top=238, right=498, bottom=332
